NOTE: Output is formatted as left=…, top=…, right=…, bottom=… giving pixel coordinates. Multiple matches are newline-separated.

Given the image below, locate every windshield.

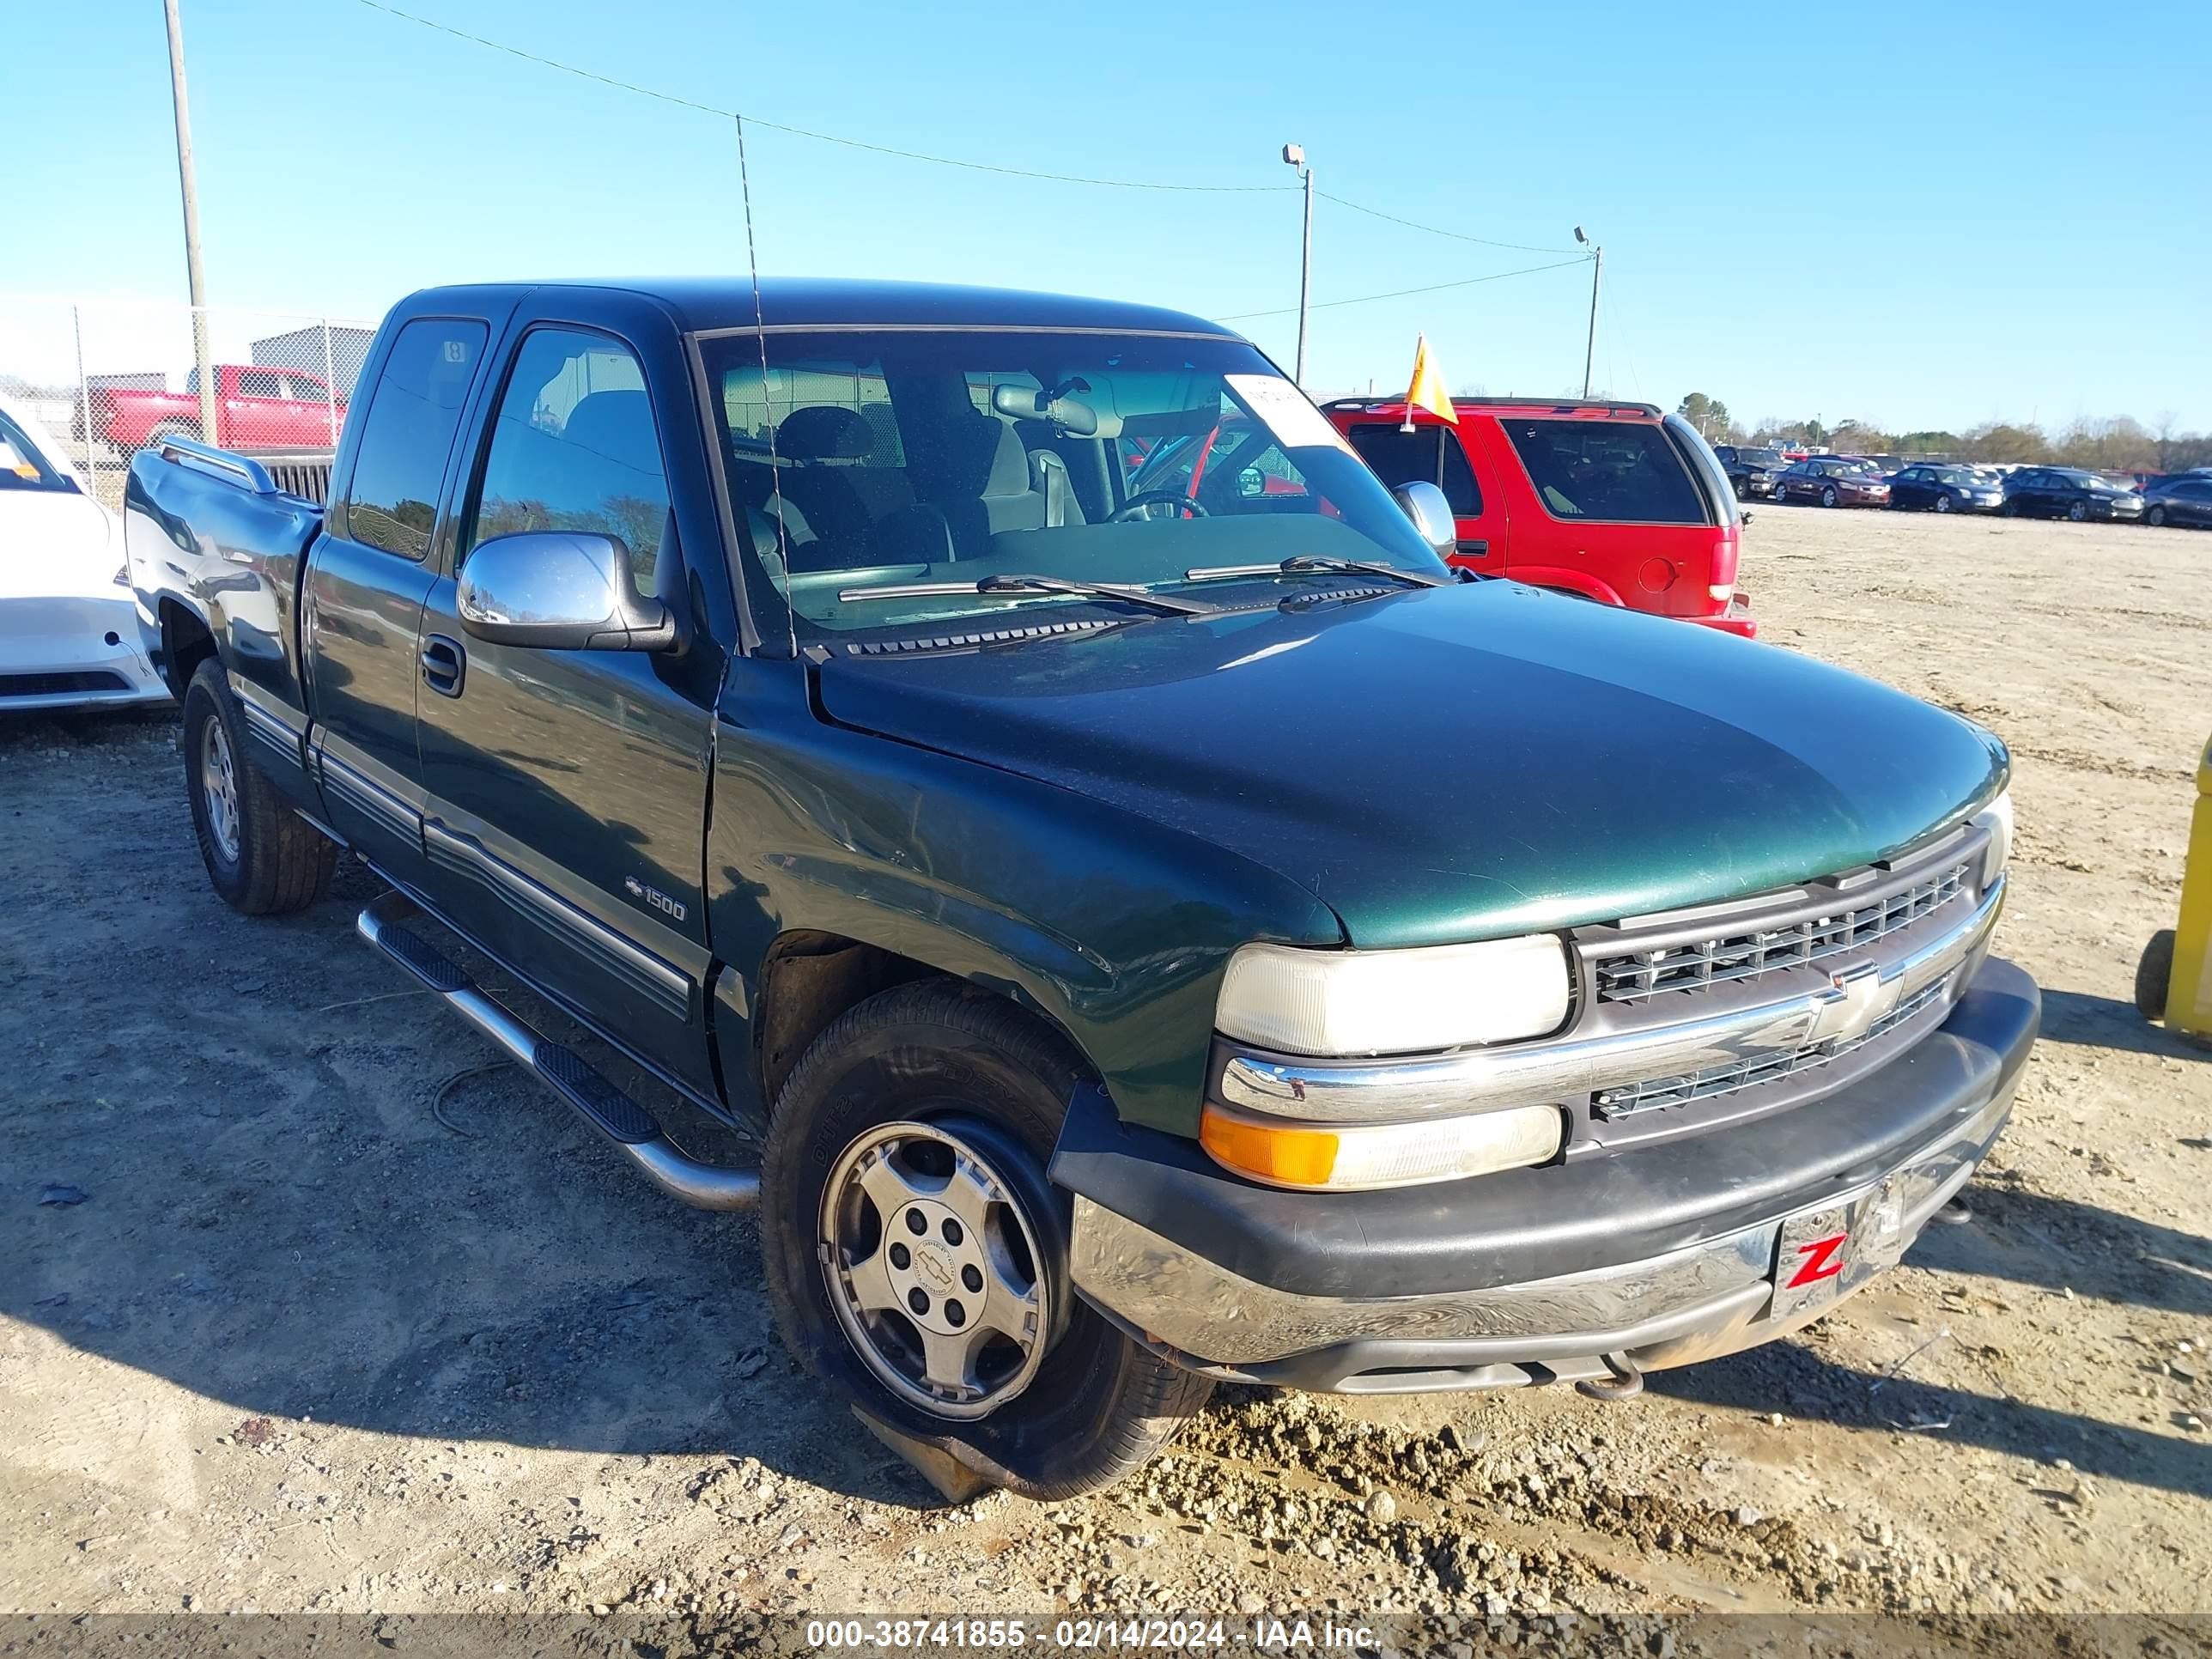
left=1740, top=448, right=1785, bottom=466
left=699, top=330, right=1444, bottom=637
left=0, top=409, right=78, bottom=495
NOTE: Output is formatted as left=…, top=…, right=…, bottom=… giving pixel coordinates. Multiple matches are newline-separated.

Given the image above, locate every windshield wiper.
left=837, top=574, right=1218, bottom=617
left=1182, top=555, right=1455, bottom=590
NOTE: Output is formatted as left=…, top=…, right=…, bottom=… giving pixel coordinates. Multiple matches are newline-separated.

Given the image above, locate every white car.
left=0, top=392, right=169, bottom=713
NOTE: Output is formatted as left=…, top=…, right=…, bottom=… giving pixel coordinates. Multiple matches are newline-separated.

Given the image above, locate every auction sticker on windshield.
left=1226, top=374, right=1358, bottom=457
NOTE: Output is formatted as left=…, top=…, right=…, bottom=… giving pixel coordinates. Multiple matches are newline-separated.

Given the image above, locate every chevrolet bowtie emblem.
left=1807, top=961, right=1905, bottom=1046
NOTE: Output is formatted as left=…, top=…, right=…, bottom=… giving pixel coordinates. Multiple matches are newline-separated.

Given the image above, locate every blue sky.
left=7, top=0, right=2209, bottom=431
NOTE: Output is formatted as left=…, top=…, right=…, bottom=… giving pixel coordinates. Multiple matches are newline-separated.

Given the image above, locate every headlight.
left=1973, top=787, right=2012, bottom=885
left=1200, top=1099, right=1565, bottom=1191
left=1214, top=934, right=1572, bottom=1057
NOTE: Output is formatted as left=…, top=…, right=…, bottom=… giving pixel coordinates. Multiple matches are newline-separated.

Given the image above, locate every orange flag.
left=1402, top=335, right=1459, bottom=432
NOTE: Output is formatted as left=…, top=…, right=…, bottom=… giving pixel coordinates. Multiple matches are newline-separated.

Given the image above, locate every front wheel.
left=1933, top=492, right=1953, bottom=514
left=2068, top=501, right=2088, bottom=522
left=2148, top=505, right=2167, bottom=527
left=182, top=659, right=336, bottom=914
left=1820, top=484, right=1839, bottom=508
left=759, top=980, right=1212, bottom=1498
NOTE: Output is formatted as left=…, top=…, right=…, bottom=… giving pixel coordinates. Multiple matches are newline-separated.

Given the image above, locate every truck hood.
left=811, top=582, right=2008, bottom=948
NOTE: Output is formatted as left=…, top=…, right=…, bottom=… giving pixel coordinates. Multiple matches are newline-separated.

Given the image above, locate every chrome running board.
left=355, top=889, right=758, bottom=1212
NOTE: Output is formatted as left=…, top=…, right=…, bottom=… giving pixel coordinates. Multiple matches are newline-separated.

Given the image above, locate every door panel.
left=410, top=622, right=717, bottom=1085
left=412, top=318, right=720, bottom=1092
left=307, top=313, right=498, bottom=886
left=303, top=535, right=437, bottom=885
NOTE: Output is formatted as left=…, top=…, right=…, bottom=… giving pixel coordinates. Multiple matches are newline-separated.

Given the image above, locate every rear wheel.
left=147, top=417, right=202, bottom=448
left=759, top=979, right=1212, bottom=1498
left=181, top=659, right=336, bottom=915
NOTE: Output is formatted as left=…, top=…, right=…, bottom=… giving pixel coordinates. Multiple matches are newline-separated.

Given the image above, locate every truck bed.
left=124, top=438, right=327, bottom=793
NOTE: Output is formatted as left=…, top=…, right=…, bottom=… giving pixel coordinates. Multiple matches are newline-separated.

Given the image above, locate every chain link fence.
left=0, top=295, right=379, bottom=510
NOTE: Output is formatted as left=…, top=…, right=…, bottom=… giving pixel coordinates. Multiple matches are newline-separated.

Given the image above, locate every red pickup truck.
left=85, top=364, right=345, bottom=453
left=1322, top=397, right=1757, bottom=637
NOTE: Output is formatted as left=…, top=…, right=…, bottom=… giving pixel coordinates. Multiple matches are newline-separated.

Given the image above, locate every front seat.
left=1030, top=448, right=1086, bottom=526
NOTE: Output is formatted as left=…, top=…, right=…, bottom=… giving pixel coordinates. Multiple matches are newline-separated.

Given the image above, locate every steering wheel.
left=1109, top=490, right=1211, bottom=523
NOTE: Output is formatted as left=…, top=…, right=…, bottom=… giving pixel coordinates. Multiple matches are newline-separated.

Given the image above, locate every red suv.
left=1321, top=398, right=1756, bottom=637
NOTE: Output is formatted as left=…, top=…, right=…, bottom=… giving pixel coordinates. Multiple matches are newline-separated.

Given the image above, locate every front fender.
left=707, top=660, right=1343, bottom=1139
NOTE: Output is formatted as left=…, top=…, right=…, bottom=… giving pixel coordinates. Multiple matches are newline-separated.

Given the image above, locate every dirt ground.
left=3, top=504, right=2208, bottom=1638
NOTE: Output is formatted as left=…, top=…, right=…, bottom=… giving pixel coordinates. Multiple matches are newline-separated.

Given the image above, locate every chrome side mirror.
left=1392, top=480, right=1457, bottom=556
left=457, top=532, right=676, bottom=652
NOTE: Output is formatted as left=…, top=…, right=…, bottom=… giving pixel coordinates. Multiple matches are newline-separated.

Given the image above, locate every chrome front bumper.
left=1060, top=955, right=2038, bottom=1395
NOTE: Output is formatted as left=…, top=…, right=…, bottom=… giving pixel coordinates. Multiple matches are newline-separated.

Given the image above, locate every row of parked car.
left=1712, top=445, right=2212, bottom=526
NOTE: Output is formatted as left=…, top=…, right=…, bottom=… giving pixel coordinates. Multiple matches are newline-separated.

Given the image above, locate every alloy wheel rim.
left=201, top=715, right=240, bottom=862
left=817, top=1119, right=1050, bottom=1421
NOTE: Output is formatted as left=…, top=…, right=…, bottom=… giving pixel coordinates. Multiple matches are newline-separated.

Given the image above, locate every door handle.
left=1457, top=538, right=1490, bottom=556
left=420, top=634, right=465, bottom=698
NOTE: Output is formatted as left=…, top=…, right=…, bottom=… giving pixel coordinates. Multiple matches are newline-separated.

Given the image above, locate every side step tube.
left=356, top=890, right=759, bottom=1212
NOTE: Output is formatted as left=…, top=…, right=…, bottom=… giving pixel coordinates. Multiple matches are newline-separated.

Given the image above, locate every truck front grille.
left=1590, top=860, right=1971, bottom=1004
left=1591, top=972, right=1955, bottom=1118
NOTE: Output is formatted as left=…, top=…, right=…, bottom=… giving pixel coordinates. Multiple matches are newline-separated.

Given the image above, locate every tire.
left=2148, top=505, right=2167, bottom=527
left=147, top=417, right=203, bottom=448
left=2068, top=501, right=2087, bottom=522
left=181, top=659, right=337, bottom=915
left=2136, top=930, right=2175, bottom=1022
left=759, top=978, right=1212, bottom=1498
left=1820, top=484, right=1838, bottom=508
left=1934, top=492, right=1953, bottom=514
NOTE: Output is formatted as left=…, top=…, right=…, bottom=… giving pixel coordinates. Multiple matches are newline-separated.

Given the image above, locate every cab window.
left=342, top=317, right=489, bottom=560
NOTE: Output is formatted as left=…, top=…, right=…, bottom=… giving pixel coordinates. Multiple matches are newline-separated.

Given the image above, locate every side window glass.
left=1501, top=418, right=1705, bottom=524
left=237, top=368, right=285, bottom=398
left=1437, top=429, right=1483, bottom=516
left=343, top=317, right=489, bottom=561
left=465, top=328, right=669, bottom=589
left=1342, top=423, right=1482, bottom=516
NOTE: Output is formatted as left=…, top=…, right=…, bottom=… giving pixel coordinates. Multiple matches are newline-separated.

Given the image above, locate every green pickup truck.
left=125, top=277, right=2038, bottom=1498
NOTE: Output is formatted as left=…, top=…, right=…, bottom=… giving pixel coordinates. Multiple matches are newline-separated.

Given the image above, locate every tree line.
left=1674, top=393, right=2212, bottom=471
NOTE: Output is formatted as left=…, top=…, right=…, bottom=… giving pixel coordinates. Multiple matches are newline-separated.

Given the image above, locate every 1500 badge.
left=623, top=877, right=686, bottom=921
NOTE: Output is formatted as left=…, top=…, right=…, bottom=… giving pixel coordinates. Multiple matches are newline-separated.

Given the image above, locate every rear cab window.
left=1499, top=416, right=1712, bottom=526
left=341, top=318, right=490, bottom=559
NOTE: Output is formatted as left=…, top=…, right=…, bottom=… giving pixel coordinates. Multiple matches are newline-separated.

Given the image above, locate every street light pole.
left=163, top=0, right=218, bottom=444
left=1574, top=226, right=1601, bottom=399
left=1284, top=143, right=1312, bottom=387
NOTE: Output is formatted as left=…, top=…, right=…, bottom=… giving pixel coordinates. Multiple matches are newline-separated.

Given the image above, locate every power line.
left=1217, top=257, right=1590, bottom=321
left=1316, top=191, right=1582, bottom=256
left=350, top=0, right=1293, bottom=192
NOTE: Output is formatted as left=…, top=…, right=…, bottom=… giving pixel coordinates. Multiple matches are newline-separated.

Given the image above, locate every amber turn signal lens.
left=1200, top=1100, right=1565, bottom=1191
left=1200, top=1105, right=1340, bottom=1187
